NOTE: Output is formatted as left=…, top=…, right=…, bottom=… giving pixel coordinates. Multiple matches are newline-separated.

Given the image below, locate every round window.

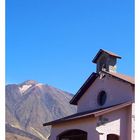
left=97, top=91, right=107, bottom=106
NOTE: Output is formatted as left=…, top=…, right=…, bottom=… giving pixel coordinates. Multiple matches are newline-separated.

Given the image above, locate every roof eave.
left=70, top=72, right=99, bottom=105
left=43, top=101, right=133, bottom=126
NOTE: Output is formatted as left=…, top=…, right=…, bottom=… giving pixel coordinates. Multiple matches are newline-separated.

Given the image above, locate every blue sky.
left=6, top=0, right=134, bottom=94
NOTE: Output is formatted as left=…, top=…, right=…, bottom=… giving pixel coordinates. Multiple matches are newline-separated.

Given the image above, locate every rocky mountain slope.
left=6, top=80, right=77, bottom=140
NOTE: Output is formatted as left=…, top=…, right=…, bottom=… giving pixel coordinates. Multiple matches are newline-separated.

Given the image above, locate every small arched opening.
left=57, top=129, right=87, bottom=140
left=107, top=134, right=119, bottom=140
left=98, top=56, right=107, bottom=72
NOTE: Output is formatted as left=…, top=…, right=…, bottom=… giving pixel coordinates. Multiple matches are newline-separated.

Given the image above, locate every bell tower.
left=92, top=49, right=121, bottom=73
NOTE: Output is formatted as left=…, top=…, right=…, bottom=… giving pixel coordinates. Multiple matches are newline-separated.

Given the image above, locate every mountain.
left=6, top=80, right=77, bottom=140
left=6, top=123, right=41, bottom=140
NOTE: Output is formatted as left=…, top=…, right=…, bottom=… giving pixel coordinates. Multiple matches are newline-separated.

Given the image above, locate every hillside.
left=6, top=80, right=77, bottom=140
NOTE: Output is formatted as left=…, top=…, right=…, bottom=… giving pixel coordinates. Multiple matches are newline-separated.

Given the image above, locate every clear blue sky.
left=6, top=0, right=134, bottom=94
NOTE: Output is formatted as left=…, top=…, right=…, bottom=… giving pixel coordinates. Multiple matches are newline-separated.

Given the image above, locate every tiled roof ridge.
left=102, top=70, right=134, bottom=85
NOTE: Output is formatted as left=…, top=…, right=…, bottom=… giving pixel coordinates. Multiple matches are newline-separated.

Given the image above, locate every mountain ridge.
left=6, top=80, right=77, bottom=140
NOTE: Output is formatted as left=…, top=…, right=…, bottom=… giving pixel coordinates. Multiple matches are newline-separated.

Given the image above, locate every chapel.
left=43, top=49, right=135, bottom=140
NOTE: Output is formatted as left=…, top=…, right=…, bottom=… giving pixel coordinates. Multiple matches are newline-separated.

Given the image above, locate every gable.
left=76, top=73, right=134, bottom=112
left=70, top=71, right=134, bottom=105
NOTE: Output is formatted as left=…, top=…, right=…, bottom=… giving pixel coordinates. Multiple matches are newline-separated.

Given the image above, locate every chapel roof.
left=43, top=101, right=132, bottom=126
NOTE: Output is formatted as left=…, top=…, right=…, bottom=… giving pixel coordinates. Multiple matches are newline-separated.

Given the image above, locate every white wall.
left=48, top=106, right=131, bottom=140
left=96, top=107, right=130, bottom=140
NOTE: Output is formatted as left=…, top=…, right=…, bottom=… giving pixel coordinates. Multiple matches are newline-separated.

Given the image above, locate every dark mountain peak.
left=6, top=84, right=18, bottom=88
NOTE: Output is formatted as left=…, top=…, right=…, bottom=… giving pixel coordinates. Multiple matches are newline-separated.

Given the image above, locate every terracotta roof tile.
left=102, top=71, right=134, bottom=85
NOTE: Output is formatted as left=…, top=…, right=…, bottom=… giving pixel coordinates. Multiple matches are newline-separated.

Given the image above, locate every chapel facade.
left=43, top=49, right=135, bottom=140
